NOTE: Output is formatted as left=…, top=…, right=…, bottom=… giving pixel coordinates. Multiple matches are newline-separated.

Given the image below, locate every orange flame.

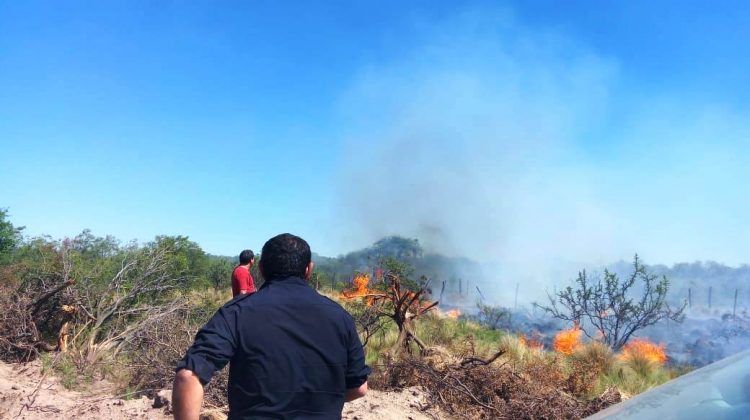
left=341, top=274, right=374, bottom=304
left=619, top=338, right=667, bottom=365
left=445, top=309, right=462, bottom=319
left=519, top=334, right=544, bottom=350
left=553, top=323, right=582, bottom=355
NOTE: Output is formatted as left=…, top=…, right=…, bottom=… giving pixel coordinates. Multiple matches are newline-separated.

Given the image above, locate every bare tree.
left=77, top=245, right=185, bottom=358
left=537, top=255, right=685, bottom=350
left=349, top=302, right=389, bottom=347
left=340, top=261, right=438, bottom=357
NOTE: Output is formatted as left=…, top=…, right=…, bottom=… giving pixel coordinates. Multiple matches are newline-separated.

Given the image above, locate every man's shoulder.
left=222, top=290, right=255, bottom=310
left=232, top=265, right=249, bottom=277
left=315, top=293, right=356, bottom=320
left=317, top=293, right=344, bottom=307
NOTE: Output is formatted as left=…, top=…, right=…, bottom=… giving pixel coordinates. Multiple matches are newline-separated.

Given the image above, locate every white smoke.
left=329, top=9, right=750, bottom=304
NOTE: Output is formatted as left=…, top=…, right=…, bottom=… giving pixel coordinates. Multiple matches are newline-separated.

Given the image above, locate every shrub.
left=475, top=302, right=510, bottom=330
left=567, top=342, right=615, bottom=397
left=538, top=255, right=685, bottom=350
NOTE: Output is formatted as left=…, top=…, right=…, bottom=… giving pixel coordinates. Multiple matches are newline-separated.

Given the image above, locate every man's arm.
left=173, top=307, right=237, bottom=419
left=238, top=268, right=254, bottom=294
left=345, top=381, right=368, bottom=402
left=173, top=369, right=204, bottom=420
left=343, top=313, right=371, bottom=403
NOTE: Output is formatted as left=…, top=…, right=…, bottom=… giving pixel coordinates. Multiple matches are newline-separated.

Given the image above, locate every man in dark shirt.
left=173, top=233, right=370, bottom=419
left=231, top=249, right=255, bottom=297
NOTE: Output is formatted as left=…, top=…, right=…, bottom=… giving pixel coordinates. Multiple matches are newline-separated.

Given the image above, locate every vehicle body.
left=587, top=349, right=750, bottom=420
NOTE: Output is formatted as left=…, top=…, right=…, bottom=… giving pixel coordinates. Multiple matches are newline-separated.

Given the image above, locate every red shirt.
left=231, top=265, right=255, bottom=297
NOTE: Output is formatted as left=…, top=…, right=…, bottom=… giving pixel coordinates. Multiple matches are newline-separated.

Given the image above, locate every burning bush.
left=538, top=255, right=685, bottom=351
left=554, top=323, right=583, bottom=355
left=618, top=338, right=667, bottom=365
left=497, top=334, right=545, bottom=367
left=338, top=262, right=438, bottom=357
left=445, top=309, right=462, bottom=319
left=518, top=334, right=544, bottom=351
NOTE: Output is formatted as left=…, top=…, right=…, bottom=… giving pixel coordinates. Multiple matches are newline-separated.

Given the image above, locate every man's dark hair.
left=239, top=249, right=255, bottom=265
left=260, top=233, right=311, bottom=280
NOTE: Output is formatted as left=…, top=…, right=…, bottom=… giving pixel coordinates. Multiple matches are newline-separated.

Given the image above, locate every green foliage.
left=0, top=208, right=24, bottom=266
left=0, top=223, right=688, bottom=407
left=150, top=235, right=209, bottom=288
left=40, top=353, right=94, bottom=391
left=600, top=358, right=675, bottom=396
left=207, top=257, right=234, bottom=289
left=379, top=256, right=425, bottom=292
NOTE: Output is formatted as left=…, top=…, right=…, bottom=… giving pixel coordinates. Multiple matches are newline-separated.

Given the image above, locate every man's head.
left=239, top=249, right=255, bottom=266
left=259, top=233, right=313, bottom=280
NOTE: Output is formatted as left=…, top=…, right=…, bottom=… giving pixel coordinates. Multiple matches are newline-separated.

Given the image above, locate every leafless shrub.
left=77, top=246, right=185, bottom=359
left=373, top=350, right=621, bottom=419
left=349, top=301, right=390, bottom=347
left=0, top=255, right=76, bottom=362
left=0, top=290, right=42, bottom=362
left=122, top=302, right=200, bottom=389
left=121, top=301, right=229, bottom=409
left=203, top=368, right=229, bottom=409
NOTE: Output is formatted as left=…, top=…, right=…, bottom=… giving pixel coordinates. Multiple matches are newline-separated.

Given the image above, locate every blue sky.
left=1, top=1, right=750, bottom=268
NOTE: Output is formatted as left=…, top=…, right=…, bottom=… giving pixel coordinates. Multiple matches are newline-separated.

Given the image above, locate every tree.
left=207, top=257, right=234, bottom=289
left=0, top=208, right=24, bottom=265
left=537, top=255, right=685, bottom=351
left=475, top=302, right=509, bottom=330
left=150, top=235, right=208, bottom=288
left=340, top=257, right=437, bottom=356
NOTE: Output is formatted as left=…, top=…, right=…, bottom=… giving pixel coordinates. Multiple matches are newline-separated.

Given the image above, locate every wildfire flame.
left=519, top=334, right=544, bottom=350
left=445, top=309, right=462, bottom=319
left=553, top=323, right=582, bottom=355
left=341, top=274, right=375, bottom=305
left=619, top=338, right=667, bottom=365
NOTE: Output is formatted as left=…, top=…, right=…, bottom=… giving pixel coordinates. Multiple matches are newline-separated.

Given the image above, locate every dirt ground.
left=0, top=360, right=169, bottom=419
left=0, top=361, right=446, bottom=420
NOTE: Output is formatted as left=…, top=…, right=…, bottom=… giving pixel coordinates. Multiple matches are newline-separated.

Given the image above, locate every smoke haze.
left=330, top=9, right=750, bottom=301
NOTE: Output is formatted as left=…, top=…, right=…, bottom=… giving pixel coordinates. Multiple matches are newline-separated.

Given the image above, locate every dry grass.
left=373, top=352, right=621, bottom=419
left=566, top=342, right=616, bottom=397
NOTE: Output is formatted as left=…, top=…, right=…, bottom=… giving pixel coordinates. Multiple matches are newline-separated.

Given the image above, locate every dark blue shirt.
left=176, top=276, right=371, bottom=419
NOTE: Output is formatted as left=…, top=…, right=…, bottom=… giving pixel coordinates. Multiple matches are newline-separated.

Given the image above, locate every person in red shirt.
left=231, top=249, right=256, bottom=297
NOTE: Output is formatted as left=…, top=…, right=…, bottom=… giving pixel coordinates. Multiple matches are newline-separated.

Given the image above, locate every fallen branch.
left=460, top=350, right=506, bottom=368
left=30, top=279, right=75, bottom=313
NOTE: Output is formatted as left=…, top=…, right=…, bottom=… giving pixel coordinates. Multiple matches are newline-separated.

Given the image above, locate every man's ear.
left=304, top=261, right=315, bottom=280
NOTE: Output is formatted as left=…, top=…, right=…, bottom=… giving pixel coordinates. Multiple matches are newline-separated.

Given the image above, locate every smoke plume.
left=331, top=9, right=750, bottom=303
